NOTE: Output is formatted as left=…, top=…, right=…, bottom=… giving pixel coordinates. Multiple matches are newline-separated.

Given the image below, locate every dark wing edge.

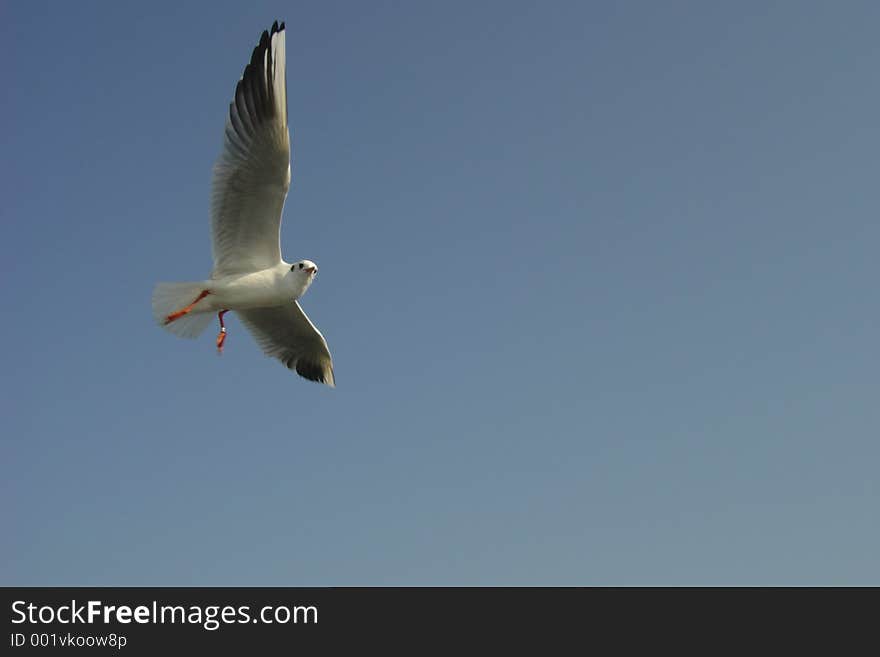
left=225, top=21, right=287, bottom=152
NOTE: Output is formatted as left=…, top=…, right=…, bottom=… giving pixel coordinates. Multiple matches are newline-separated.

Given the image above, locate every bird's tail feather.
left=152, top=281, right=213, bottom=338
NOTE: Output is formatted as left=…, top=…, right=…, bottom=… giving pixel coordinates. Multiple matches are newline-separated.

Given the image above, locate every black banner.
left=1, top=587, right=870, bottom=653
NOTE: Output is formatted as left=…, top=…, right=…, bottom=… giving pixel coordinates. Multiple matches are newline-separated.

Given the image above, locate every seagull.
left=152, top=21, right=335, bottom=387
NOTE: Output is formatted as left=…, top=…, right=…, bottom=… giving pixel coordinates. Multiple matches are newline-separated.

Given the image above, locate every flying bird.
left=152, top=22, right=335, bottom=387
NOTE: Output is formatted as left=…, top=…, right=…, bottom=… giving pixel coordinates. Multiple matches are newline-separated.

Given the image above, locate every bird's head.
left=287, top=259, right=319, bottom=298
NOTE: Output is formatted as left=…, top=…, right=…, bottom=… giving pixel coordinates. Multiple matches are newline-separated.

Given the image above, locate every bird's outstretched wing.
left=211, top=21, right=290, bottom=277
left=238, top=303, right=335, bottom=386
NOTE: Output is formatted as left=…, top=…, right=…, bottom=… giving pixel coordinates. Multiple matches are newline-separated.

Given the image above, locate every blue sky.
left=2, top=1, right=878, bottom=585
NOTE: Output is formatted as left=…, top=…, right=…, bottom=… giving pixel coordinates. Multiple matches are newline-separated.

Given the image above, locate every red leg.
left=164, top=289, right=210, bottom=325
left=216, top=310, right=229, bottom=353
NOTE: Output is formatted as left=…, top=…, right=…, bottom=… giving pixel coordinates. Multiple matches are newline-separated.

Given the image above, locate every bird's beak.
left=305, top=266, right=317, bottom=275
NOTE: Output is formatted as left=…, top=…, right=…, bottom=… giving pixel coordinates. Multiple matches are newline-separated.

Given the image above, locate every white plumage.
left=152, top=22, right=335, bottom=387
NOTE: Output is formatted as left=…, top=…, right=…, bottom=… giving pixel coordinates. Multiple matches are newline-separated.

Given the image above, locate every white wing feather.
left=238, top=302, right=335, bottom=386
left=210, top=22, right=290, bottom=277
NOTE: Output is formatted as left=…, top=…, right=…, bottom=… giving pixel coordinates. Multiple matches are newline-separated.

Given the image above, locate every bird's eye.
left=291, top=264, right=296, bottom=271
left=299, top=263, right=304, bottom=269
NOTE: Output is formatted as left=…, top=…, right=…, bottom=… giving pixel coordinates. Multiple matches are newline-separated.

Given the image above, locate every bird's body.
left=209, top=266, right=295, bottom=311
left=151, top=21, right=335, bottom=386
left=190, top=262, right=317, bottom=313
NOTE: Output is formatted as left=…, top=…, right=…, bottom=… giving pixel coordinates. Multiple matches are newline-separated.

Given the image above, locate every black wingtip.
left=293, top=359, right=335, bottom=387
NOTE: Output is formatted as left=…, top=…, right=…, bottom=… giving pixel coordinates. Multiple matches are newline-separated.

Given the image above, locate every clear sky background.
left=2, top=1, right=878, bottom=585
